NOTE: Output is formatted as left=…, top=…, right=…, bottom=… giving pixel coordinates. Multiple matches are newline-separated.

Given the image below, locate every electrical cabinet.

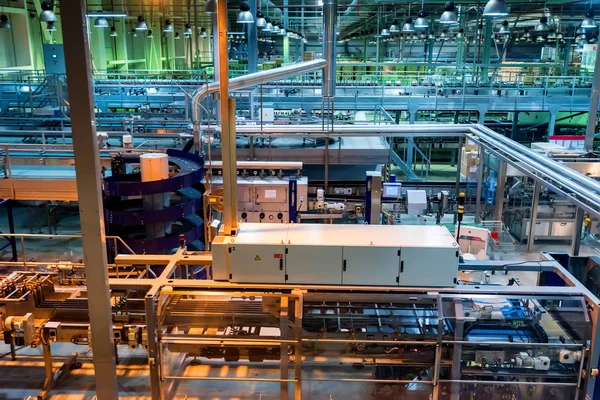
left=286, top=245, right=343, bottom=284
left=342, top=246, right=400, bottom=285
left=400, top=246, right=458, bottom=287
left=230, top=243, right=286, bottom=283
left=227, top=224, right=289, bottom=283
left=213, top=223, right=459, bottom=287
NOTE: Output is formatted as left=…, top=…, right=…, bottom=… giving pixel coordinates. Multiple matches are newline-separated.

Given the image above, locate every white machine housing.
left=212, top=223, right=459, bottom=286
left=209, top=176, right=308, bottom=223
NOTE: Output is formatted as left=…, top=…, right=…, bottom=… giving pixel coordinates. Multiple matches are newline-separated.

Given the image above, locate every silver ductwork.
left=322, top=0, right=337, bottom=97
left=191, top=59, right=326, bottom=149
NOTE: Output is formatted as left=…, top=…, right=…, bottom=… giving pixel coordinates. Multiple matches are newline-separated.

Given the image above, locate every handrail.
left=0, top=233, right=136, bottom=265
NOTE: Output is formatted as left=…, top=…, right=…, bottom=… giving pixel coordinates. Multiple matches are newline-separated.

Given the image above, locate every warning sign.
left=254, top=255, right=261, bottom=261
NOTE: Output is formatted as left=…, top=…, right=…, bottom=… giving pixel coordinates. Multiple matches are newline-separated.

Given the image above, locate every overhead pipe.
left=191, top=59, right=326, bottom=151
left=203, top=123, right=470, bottom=135
left=471, top=127, right=600, bottom=210
left=475, top=124, right=600, bottom=194
left=323, top=0, right=337, bottom=97
left=197, top=122, right=600, bottom=216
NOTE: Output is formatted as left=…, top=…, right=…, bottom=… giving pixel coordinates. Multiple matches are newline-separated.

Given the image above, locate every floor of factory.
left=0, top=206, right=598, bottom=399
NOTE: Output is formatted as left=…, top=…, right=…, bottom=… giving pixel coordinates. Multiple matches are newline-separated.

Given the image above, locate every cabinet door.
left=342, top=246, right=400, bottom=286
left=399, top=247, right=458, bottom=287
left=230, top=244, right=286, bottom=283
left=286, top=245, right=343, bottom=284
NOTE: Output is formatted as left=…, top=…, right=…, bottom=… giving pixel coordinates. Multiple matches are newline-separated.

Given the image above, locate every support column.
left=427, top=38, right=434, bottom=74
left=454, top=137, right=464, bottom=224
left=494, top=160, right=506, bottom=222
left=212, top=14, right=219, bottom=79
left=572, top=207, right=585, bottom=256
left=527, top=179, right=540, bottom=252
left=585, top=42, right=600, bottom=150
left=194, top=0, right=199, bottom=65
left=322, top=0, right=337, bottom=96
left=61, top=2, right=118, bottom=399
left=406, top=106, right=418, bottom=173
left=283, top=0, right=290, bottom=64
left=481, top=18, right=492, bottom=83
left=547, top=110, right=558, bottom=137
left=475, top=145, right=484, bottom=223
left=248, top=0, right=258, bottom=73
left=218, top=0, right=238, bottom=235
left=511, top=111, right=519, bottom=139
left=562, top=39, right=573, bottom=76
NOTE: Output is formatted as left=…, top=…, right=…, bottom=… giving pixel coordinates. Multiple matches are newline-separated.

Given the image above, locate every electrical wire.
left=0, top=345, right=25, bottom=359
left=495, top=260, right=543, bottom=268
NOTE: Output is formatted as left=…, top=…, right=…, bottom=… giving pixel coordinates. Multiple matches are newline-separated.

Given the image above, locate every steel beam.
left=572, top=207, right=585, bottom=256
left=585, top=42, right=600, bottom=151
left=248, top=0, right=258, bottom=73
left=322, top=0, right=337, bottom=96
left=494, top=159, right=506, bottom=221
left=527, top=179, right=540, bottom=252
left=475, top=145, right=484, bottom=223
left=60, top=2, right=118, bottom=398
left=454, top=137, right=463, bottom=224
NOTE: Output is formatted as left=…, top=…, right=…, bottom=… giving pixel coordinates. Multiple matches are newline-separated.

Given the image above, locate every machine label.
left=254, top=255, right=261, bottom=261
left=274, top=254, right=283, bottom=259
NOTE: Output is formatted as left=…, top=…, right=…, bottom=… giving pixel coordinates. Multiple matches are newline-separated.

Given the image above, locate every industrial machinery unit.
left=0, top=250, right=599, bottom=400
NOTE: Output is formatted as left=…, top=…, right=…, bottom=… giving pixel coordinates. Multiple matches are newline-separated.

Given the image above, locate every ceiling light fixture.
left=256, top=10, right=266, bottom=28
left=390, top=20, right=399, bottom=33
left=440, top=1, right=458, bottom=24
left=135, top=15, right=148, bottom=30
left=264, top=17, right=273, bottom=32
left=402, top=17, right=415, bottom=32
left=94, top=17, right=109, bottom=28
left=205, top=0, right=217, bottom=14
left=131, top=28, right=137, bottom=37
left=184, top=24, right=193, bottom=36
left=40, top=0, right=56, bottom=22
left=200, top=27, right=207, bottom=38
left=381, top=25, right=390, bottom=36
left=46, top=21, right=56, bottom=31
left=582, top=10, right=596, bottom=29
left=415, top=10, right=429, bottom=29
left=237, top=1, right=254, bottom=24
left=147, top=29, right=153, bottom=39
left=535, top=16, right=549, bottom=31
left=483, top=0, right=509, bottom=17
left=498, top=20, right=510, bottom=34
left=163, top=19, right=174, bottom=32
left=0, top=15, right=10, bottom=30
left=110, top=26, right=117, bottom=36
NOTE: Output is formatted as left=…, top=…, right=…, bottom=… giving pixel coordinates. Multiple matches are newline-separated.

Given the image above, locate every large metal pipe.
left=472, top=127, right=600, bottom=208
left=191, top=59, right=326, bottom=142
left=211, top=124, right=469, bottom=135
left=323, top=0, right=337, bottom=97
left=475, top=124, right=600, bottom=194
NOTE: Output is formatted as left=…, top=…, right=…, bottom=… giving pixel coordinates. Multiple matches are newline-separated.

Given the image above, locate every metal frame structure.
left=98, top=251, right=600, bottom=400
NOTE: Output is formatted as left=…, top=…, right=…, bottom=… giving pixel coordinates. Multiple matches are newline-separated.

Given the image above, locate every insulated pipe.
left=323, top=0, right=337, bottom=97
left=472, top=128, right=600, bottom=207
left=191, top=59, right=326, bottom=147
left=475, top=124, right=600, bottom=194
left=205, top=124, right=470, bottom=135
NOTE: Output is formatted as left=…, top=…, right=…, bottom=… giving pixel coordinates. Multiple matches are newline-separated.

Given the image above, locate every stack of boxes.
left=460, top=139, right=480, bottom=182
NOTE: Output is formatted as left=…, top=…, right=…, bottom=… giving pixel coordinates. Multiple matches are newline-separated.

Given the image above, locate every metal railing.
left=0, top=233, right=135, bottom=266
